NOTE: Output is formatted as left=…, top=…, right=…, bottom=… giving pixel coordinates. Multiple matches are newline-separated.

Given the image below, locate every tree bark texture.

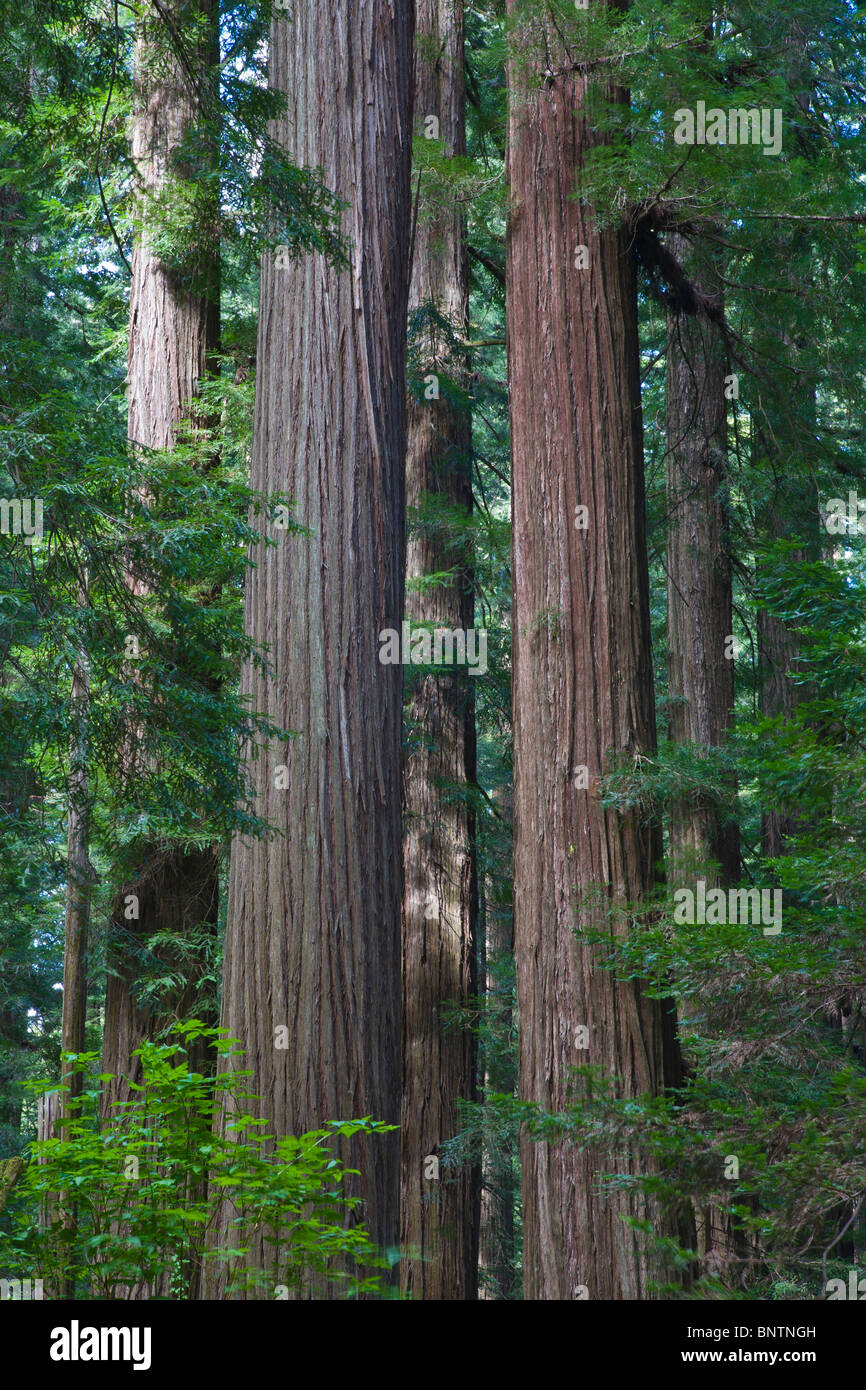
left=219, top=0, right=414, bottom=1286
left=478, top=785, right=515, bottom=1300
left=506, top=2, right=686, bottom=1300
left=665, top=237, right=742, bottom=1278
left=400, top=0, right=480, bottom=1301
left=665, top=236, right=739, bottom=886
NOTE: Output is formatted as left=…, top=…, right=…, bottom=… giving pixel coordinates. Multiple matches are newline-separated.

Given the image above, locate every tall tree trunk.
left=102, top=0, right=220, bottom=1107
left=754, top=337, right=819, bottom=860
left=478, top=785, right=515, bottom=1300
left=58, top=580, right=92, bottom=1297
left=754, top=23, right=820, bottom=862
left=0, top=183, right=23, bottom=336
left=506, top=3, right=687, bottom=1300
left=665, top=238, right=741, bottom=1277
left=400, top=0, right=480, bottom=1301
left=0, top=699, right=35, bottom=1149
left=665, top=236, right=739, bottom=885
left=62, top=582, right=92, bottom=1113
left=218, top=0, right=414, bottom=1288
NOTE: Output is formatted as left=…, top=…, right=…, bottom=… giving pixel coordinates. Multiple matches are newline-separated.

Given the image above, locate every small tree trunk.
left=62, top=608, right=92, bottom=1103
left=478, top=786, right=515, bottom=1300
left=57, top=576, right=93, bottom=1296
left=36, top=1089, right=61, bottom=1294
left=754, top=367, right=820, bottom=859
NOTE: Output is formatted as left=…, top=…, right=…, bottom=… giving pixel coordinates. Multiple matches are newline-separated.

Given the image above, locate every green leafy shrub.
left=0, top=1022, right=395, bottom=1300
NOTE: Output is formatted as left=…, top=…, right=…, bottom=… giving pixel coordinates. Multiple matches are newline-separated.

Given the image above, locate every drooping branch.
left=627, top=210, right=725, bottom=322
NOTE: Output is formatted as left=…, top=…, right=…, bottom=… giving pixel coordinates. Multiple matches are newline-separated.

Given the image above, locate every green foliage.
left=0, top=1024, right=397, bottom=1299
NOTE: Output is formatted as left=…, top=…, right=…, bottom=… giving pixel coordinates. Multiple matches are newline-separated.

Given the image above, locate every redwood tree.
left=219, top=0, right=414, bottom=1280
left=506, top=1, right=685, bottom=1300
left=400, top=0, right=480, bottom=1301
left=478, top=784, right=515, bottom=1300
left=665, top=237, right=740, bottom=887
left=102, top=0, right=221, bottom=1105
left=753, top=26, right=822, bottom=861
left=665, top=236, right=741, bottom=1274
left=62, top=578, right=92, bottom=1114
